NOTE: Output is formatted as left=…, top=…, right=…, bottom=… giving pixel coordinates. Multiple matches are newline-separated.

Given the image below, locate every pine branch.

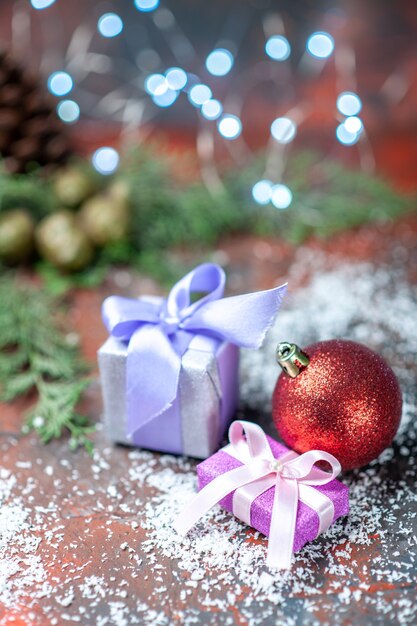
left=0, top=277, right=93, bottom=451
left=1, top=148, right=414, bottom=292
left=117, top=147, right=415, bottom=282
left=0, top=167, right=56, bottom=219
left=121, top=148, right=414, bottom=250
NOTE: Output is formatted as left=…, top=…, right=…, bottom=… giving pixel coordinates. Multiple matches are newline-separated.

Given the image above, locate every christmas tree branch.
left=0, top=148, right=415, bottom=292
left=0, top=277, right=94, bottom=451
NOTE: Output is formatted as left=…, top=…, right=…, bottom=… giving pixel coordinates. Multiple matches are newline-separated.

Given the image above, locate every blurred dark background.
left=0, top=0, right=416, bottom=188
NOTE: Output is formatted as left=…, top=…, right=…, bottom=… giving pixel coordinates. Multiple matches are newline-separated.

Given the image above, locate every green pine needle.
left=0, top=167, right=55, bottom=218
left=123, top=148, right=414, bottom=251
left=0, top=277, right=93, bottom=451
left=1, top=148, right=415, bottom=293
left=115, top=147, right=414, bottom=283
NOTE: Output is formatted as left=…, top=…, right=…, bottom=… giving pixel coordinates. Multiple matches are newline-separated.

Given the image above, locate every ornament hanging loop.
left=276, top=342, right=309, bottom=378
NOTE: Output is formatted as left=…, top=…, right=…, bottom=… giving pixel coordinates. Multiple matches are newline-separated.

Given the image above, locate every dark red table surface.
left=1, top=210, right=417, bottom=626
left=1, top=1, right=417, bottom=623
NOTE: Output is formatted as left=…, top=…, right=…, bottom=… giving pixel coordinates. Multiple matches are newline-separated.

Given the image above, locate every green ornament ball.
left=107, top=179, right=130, bottom=204
left=78, top=194, right=129, bottom=247
left=53, top=167, right=95, bottom=208
left=0, top=209, right=34, bottom=264
left=35, top=210, right=93, bottom=271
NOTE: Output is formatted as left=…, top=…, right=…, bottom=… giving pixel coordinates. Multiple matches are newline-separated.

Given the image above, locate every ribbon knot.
left=159, top=314, right=182, bottom=336
left=270, top=458, right=284, bottom=474
left=102, top=264, right=287, bottom=438
left=173, top=420, right=342, bottom=569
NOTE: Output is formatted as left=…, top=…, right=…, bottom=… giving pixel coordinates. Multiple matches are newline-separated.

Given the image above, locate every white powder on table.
left=0, top=258, right=416, bottom=625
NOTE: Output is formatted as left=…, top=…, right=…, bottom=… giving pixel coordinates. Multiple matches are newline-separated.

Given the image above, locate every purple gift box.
left=98, top=330, right=239, bottom=458
left=98, top=264, right=287, bottom=458
left=197, top=434, right=349, bottom=554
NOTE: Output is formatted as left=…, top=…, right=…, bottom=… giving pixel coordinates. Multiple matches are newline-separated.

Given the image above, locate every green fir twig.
left=0, top=168, right=55, bottom=218
left=120, top=147, right=414, bottom=251
left=0, top=277, right=93, bottom=451
left=0, top=148, right=415, bottom=291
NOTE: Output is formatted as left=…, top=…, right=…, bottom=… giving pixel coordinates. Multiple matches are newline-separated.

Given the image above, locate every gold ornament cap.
left=276, top=342, right=310, bottom=378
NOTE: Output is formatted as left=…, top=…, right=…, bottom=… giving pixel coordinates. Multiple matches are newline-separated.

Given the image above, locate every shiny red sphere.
left=272, top=340, right=402, bottom=470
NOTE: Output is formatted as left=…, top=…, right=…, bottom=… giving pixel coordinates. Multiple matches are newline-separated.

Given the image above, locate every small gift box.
left=174, top=420, right=349, bottom=568
left=98, top=264, right=286, bottom=458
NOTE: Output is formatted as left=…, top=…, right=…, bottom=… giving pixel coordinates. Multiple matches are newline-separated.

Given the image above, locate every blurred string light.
left=145, top=73, right=168, bottom=96
left=97, top=13, right=124, bottom=38
left=201, top=99, right=222, bottom=120
left=57, top=100, right=80, bottom=123
left=344, top=115, right=363, bottom=134
left=336, top=92, right=364, bottom=145
left=30, top=0, right=56, bottom=9
left=188, top=84, right=212, bottom=107
left=205, top=49, right=234, bottom=76
left=271, top=184, right=292, bottom=209
left=23, top=0, right=383, bottom=206
left=144, top=69, right=188, bottom=108
left=252, top=180, right=292, bottom=208
left=47, top=71, right=73, bottom=96
left=217, top=115, right=242, bottom=139
left=166, top=67, right=187, bottom=90
left=134, top=0, right=160, bottom=12
left=92, top=147, right=120, bottom=174
left=252, top=180, right=273, bottom=204
left=336, top=91, right=362, bottom=116
left=152, top=89, right=178, bottom=107
left=265, top=35, right=291, bottom=61
left=270, top=117, right=297, bottom=144
left=336, top=120, right=362, bottom=145
left=306, top=32, right=334, bottom=58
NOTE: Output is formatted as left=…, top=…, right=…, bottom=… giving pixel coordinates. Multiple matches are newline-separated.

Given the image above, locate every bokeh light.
left=145, top=73, right=168, bottom=96
left=30, top=0, right=56, bottom=9
left=307, top=32, right=334, bottom=58
left=270, top=117, right=297, bottom=144
left=344, top=116, right=363, bottom=134
left=152, top=89, right=179, bottom=107
left=188, top=84, right=212, bottom=107
left=336, top=121, right=361, bottom=145
left=92, top=147, right=120, bottom=175
left=217, top=115, right=242, bottom=139
left=271, top=184, right=293, bottom=209
left=47, top=71, right=73, bottom=96
left=265, top=36, right=291, bottom=61
left=165, top=67, right=187, bottom=90
left=97, top=13, right=124, bottom=38
left=201, top=99, right=223, bottom=120
left=252, top=180, right=273, bottom=205
left=205, top=49, right=234, bottom=76
left=56, top=100, right=80, bottom=123
left=337, top=92, right=362, bottom=116
left=134, top=0, right=160, bottom=12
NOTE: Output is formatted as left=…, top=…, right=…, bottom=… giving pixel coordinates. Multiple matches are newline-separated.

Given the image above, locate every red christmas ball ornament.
left=272, top=340, right=402, bottom=470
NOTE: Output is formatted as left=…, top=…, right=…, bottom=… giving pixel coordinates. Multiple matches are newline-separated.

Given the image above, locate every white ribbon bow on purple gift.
left=102, top=264, right=287, bottom=438
left=173, top=420, right=342, bottom=569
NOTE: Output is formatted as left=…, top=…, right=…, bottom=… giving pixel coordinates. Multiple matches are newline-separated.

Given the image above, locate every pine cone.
left=0, top=49, right=72, bottom=173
